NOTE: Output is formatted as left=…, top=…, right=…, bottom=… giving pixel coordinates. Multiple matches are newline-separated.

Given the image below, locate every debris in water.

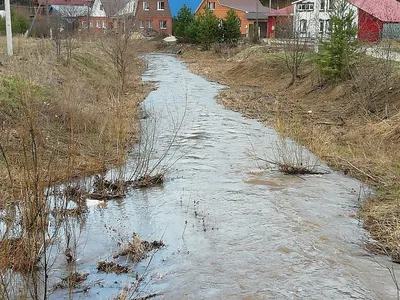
left=128, top=173, right=164, bottom=188
left=97, top=261, right=131, bottom=274
left=53, top=272, right=88, bottom=289
left=114, top=232, right=164, bottom=262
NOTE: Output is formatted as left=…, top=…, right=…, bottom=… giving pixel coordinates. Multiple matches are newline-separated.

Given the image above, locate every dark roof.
left=350, top=0, right=400, bottom=22
left=244, top=12, right=269, bottom=20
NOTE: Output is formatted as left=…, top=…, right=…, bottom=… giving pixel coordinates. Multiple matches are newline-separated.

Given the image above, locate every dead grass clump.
left=371, top=112, right=400, bottom=141
left=114, top=233, right=164, bottom=263
left=97, top=261, right=131, bottom=274
left=54, top=272, right=88, bottom=290
left=229, top=45, right=278, bottom=62
left=360, top=187, right=400, bottom=261
left=0, top=238, right=40, bottom=273
left=129, top=173, right=164, bottom=188
left=88, top=173, right=164, bottom=200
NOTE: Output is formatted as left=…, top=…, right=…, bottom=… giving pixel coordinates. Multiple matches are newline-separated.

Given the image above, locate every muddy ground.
left=179, top=44, right=400, bottom=258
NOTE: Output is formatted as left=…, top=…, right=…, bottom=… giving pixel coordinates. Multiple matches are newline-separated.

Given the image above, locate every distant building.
left=350, top=0, right=400, bottom=42
left=135, top=0, right=172, bottom=36
left=194, top=0, right=274, bottom=38
left=292, top=0, right=357, bottom=39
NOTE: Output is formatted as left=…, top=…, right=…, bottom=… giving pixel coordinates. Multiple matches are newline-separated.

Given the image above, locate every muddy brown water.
left=50, top=54, right=398, bottom=299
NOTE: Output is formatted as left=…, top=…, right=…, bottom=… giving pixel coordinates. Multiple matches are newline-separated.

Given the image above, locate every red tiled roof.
left=269, top=4, right=293, bottom=16
left=36, top=0, right=90, bottom=6
left=350, top=0, right=400, bottom=22
left=218, top=0, right=273, bottom=12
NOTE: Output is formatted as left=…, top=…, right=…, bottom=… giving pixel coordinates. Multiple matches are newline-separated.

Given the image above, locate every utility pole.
left=87, top=1, right=90, bottom=32
left=255, top=0, right=259, bottom=42
left=46, top=0, right=50, bottom=37
left=5, top=0, right=13, bottom=56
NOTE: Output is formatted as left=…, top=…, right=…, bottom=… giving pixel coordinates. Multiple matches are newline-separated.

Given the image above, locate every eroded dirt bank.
left=180, top=45, right=400, bottom=258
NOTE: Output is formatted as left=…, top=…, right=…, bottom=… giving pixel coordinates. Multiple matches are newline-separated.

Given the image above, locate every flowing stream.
left=51, top=54, right=398, bottom=299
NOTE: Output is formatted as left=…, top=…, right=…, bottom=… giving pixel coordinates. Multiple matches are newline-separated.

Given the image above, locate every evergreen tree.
left=0, top=10, right=30, bottom=35
left=315, top=0, right=358, bottom=81
left=221, top=9, right=241, bottom=44
left=196, top=7, right=219, bottom=50
left=173, top=4, right=196, bottom=43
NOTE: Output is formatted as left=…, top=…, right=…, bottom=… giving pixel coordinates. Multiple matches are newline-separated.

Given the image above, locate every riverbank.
left=0, top=37, right=152, bottom=206
left=180, top=44, right=400, bottom=258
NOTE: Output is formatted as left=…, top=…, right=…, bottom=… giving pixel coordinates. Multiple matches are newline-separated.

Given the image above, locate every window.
left=207, top=2, right=215, bottom=10
left=300, top=19, right=307, bottom=33
left=82, top=21, right=87, bottom=28
left=326, top=19, right=332, bottom=32
left=139, top=20, right=144, bottom=28
left=328, top=0, right=334, bottom=10
left=157, top=1, right=164, bottom=10
left=143, top=1, right=150, bottom=10
left=102, top=20, right=107, bottom=28
left=297, top=2, right=314, bottom=11
left=159, top=20, right=167, bottom=29
left=100, top=4, right=103, bottom=10
left=146, top=20, right=152, bottom=28
left=319, top=19, right=324, bottom=33
left=96, top=20, right=101, bottom=28
left=320, top=0, right=325, bottom=11
left=89, top=20, right=93, bottom=28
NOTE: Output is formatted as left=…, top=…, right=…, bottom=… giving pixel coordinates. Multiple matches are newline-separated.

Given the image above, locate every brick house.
left=135, top=0, right=172, bottom=36
left=194, top=0, right=274, bottom=38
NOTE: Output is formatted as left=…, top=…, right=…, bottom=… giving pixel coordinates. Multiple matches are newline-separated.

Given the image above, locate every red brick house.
left=350, top=0, right=400, bottom=42
left=135, top=0, right=172, bottom=36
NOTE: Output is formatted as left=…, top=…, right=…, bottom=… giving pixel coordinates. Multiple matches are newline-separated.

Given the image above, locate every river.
left=51, top=54, right=398, bottom=299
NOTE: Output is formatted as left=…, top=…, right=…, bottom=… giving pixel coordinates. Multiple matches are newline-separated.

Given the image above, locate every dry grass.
left=0, top=37, right=152, bottom=204
left=114, top=232, right=164, bottom=263
left=182, top=44, right=400, bottom=257
left=0, top=36, right=152, bottom=298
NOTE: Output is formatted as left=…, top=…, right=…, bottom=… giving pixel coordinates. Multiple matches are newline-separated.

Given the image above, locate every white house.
left=82, top=0, right=136, bottom=31
left=292, top=0, right=358, bottom=39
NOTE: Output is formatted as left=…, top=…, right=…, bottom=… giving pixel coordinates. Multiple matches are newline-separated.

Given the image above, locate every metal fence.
left=382, top=23, right=400, bottom=40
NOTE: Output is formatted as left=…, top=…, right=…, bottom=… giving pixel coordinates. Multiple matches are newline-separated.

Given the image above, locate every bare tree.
left=279, top=14, right=311, bottom=86
left=99, top=0, right=138, bottom=93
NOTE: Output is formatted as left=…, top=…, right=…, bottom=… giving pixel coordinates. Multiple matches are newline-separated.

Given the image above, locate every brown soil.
left=181, top=44, right=400, bottom=258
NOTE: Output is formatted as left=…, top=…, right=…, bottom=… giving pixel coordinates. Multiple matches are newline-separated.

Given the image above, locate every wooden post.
left=5, top=0, right=13, bottom=56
